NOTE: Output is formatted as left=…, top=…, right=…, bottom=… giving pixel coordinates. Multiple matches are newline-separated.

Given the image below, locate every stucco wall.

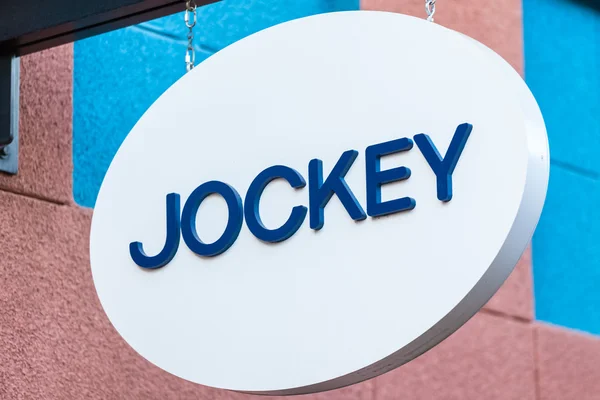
left=2, top=0, right=600, bottom=399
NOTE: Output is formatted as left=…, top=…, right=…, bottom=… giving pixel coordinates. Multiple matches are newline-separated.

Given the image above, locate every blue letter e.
left=365, top=137, right=415, bottom=217
left=414, top=123, right=473, bottom=202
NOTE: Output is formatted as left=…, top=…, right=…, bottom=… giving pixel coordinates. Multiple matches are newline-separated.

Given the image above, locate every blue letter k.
left=309, top=150, right=367, bottom=230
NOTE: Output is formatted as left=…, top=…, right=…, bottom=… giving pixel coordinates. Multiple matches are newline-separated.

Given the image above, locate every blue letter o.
left=181, top=181, right=243, bottom=257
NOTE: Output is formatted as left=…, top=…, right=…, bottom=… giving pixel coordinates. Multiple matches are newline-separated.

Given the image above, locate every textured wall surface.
left=525, top=0, right=600, bottom=335
left=2, top=0, right=600, bottom=398
left=0, top=47, right=73, bottom=205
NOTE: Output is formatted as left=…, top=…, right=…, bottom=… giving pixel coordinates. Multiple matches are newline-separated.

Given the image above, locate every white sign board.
left=90, top=11, right=549, bottom=395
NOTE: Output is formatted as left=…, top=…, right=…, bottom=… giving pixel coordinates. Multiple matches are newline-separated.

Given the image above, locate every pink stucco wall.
left=1, top=2, right=599, bottom=399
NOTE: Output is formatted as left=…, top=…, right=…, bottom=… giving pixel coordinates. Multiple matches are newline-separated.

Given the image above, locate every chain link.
left=185, top=0, right=434, bottom=70
left=425, top=0, right=436, bottom=22
left=184, top=0, right=197, bottom=72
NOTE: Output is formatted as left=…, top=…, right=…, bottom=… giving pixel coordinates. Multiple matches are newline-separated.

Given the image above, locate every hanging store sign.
left=90, top=11, right=549, bottom=395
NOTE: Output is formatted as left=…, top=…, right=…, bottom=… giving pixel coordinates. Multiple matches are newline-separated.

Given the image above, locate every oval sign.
left=90, top=11, right=549, bottom=395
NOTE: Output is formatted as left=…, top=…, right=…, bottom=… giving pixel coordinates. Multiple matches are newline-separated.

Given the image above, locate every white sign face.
left=90, top=11, right=549, bottom=395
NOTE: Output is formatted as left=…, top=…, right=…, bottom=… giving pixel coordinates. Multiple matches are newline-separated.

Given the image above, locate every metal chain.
left=184, top=0, right=197, bottom=72
left=425, top=0, right=436, bottom=22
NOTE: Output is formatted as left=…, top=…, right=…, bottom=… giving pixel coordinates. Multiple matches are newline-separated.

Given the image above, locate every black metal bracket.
left=0, top=0, right=217, bottom=57
left=0, top=54, right=19, bottom=175
left=0, top=0, right=218, bottom=175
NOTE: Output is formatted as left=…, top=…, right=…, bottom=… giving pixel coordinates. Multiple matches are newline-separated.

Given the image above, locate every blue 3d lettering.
left=130, top=123, right=473, bottom=268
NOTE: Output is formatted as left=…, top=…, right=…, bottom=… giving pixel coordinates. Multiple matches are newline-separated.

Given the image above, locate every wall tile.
left=208, top=382, right=373, bottom=400
left=533, top=165, right=600, bottom=335
left=361, top=0, right=523, bottom=74
left=145, top=0, right=359, bottom=52
left=0, top=192, right=212, bottom=399
left=484, top=246, right=533, bottom=320
left=73, top=27, right=189, bottom=207
left=0, top=45, right=73, bottom=204
left=373, top=313, right=536, bottom=400
left=524, top=0, right=600, bottom=174
left=525, top=0, right=600, bottom=336
left=536, top=322, right=600, bottom=400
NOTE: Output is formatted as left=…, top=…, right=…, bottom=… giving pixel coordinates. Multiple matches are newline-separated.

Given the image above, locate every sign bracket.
left=0, top=54, right=19, bottom=175
left=0, top=0, right=217, bottom=175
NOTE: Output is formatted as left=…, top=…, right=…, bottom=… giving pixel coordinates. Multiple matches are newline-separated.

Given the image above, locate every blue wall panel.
left=525, top=0, right=600, bottom=334
left=73, top=0, right=358, bottom=207
left=533, top=166, right=600, bottom=334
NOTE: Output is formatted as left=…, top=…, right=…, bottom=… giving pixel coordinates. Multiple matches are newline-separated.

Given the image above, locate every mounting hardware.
left=0, top=54, right=19, bottom=175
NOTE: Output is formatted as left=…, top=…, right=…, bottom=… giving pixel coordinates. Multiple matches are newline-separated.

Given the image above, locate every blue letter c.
left=245, top=165, right=307, bottom=243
